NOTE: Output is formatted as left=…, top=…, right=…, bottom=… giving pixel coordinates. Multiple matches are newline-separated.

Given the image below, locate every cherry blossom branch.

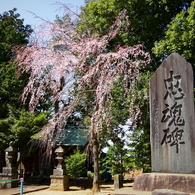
left=15, top=9, right=151, bottom=146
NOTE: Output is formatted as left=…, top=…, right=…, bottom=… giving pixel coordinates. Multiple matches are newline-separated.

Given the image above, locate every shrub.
left=65, top=148, right=87, bottom=179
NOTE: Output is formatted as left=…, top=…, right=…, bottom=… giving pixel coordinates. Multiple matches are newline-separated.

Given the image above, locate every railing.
left=0, top=178, right=24, bottom=195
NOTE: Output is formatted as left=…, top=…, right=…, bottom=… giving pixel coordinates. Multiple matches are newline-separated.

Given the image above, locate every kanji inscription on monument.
left=150, top=53, right=195, bottom=173
left=161, top=70, right=185, bottom=153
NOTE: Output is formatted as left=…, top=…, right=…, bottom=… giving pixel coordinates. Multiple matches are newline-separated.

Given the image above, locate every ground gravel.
left=25, top=183, right=116, bottom=195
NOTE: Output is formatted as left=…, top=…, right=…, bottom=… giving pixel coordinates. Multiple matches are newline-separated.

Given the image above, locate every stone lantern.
left=5, top=141, right=17, bottom=168
left=55, top=142, right=64, bottom=169
left=0, top=141, right=18, bottom=189
left=50, top=142, right=69, bottom=191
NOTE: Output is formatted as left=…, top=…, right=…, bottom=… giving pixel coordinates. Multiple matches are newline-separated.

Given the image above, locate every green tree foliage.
left=126, top=71, right=152, bottom=172
left=100, top=71, right=153, bottom=172
left=0, top=9, right=51, bottom=168
left=0, top=8, right=32, bottom=62
left=65, top=148, right=87, bottom=179
left=0, top=8, right=33, bottom=119
left=153, top=0, right=195, bottom=66
left=128, top=129, right=151, bottom=173
left=0, top=106, right=48, bottom=163
left=99, top=77, right=132, bottom=174
left=99, top=76, right=129, bottom=148
left=102, top=142, right=133, bottom=176
left=79, top=0, right=192, bottom=53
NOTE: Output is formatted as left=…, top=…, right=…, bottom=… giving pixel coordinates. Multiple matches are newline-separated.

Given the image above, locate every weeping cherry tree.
left=15, top=8, right=150, bottom=192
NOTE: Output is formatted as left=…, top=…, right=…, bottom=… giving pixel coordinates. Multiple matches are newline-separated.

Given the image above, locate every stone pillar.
left=133, top=53, right=195, bottom=194
left=114, top=174, right=123, bottom=190
left=150, top=53, right=195, bottom=173
left=50, top=142, right=69, bottom=191
left=0, top=141, right=18, bottom=189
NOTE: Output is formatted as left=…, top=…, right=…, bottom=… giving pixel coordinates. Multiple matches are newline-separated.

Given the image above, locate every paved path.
left=1, top=183, right=195, bottom=195
left=0, top=184, right=112, bottom=195
left=112, top=188, right=195, bottom=195
left=0, top=185, right=49, bottom=195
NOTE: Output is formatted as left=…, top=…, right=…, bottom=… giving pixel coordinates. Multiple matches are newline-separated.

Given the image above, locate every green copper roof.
left=56, top=125, right=90, bottom=146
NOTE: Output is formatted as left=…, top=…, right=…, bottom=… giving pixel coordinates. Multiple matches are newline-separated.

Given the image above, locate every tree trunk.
left=91, top=135, right=100, bottom=193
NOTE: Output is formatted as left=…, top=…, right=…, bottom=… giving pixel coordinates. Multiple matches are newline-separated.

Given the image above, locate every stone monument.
left=133, top=53, right=195, bottom=193
left=49, top=142, right=69, bottom=191
left=0, top=141, right=18, bottom=188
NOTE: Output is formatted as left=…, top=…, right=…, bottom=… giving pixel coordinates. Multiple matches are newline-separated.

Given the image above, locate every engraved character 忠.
left=164, top=71, right=185, bottom=100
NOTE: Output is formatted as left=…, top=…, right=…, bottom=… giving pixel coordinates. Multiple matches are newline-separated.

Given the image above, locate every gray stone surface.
left=53, top=168, right=65, bottom=176
left=133, top=173, right=195, bottom=193
left=114, top=174, right=123, bottom=190
left=2, top=167, right=17, bottom=174
left=152, top=189, right=189, bottom=195
left=50, top=175, right=69, bottom=191
left=150, top=53, right=195, bottom=173
left=0, top=173, right=18, bottom=188
left=0, top=143, right=18, bottom=189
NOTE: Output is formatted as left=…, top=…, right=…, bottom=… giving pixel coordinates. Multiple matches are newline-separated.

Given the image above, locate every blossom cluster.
left=15, top=7, right=151, bottom=145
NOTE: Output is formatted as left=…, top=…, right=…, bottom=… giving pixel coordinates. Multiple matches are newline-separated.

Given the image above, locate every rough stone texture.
left=49, top=175, right=69, bottom=191
left=150, top=53, right=195, bottom=173
left=133, top=173, right=195, bottom=193
left=53, top=168, right=65, bottom=176
left=0, top=173, right=18, bottom=188
left=0, top=142, right=18, bottom=189
left=114, top=174, right=123, bottom=190
left=0, top=167, right=18, bottom=189
left=152, top=189, right=189, bottom=195
left=2, top=167, right=17, bottom=174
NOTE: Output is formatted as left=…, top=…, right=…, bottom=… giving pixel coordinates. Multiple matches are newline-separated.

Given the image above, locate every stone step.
left=152, top=189, right=189, bottom=195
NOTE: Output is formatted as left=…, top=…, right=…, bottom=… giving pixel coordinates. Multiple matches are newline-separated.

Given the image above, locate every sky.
left=0, top=0, right=85, bottom=27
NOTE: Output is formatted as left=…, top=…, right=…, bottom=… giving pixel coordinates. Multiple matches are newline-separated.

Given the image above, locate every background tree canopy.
left=0, top=8, right=32, bottom=119
left=0, top=106, right=48, bottom=164
left=153, top=0, right=195, bottom=66
left=79, top=0, right=192, bottom=55
left=0, top=8, right=49, bottom=170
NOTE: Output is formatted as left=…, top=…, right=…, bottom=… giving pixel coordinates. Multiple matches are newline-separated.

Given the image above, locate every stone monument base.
left=152, top=189, right=190, bottom=195
left=0, top=173, right=18, bottom=188
left=0, top=167, right=18, bottom=189
left=49, top=175, right=69, bottom=191
left=133, top=173, right=195, bottom=193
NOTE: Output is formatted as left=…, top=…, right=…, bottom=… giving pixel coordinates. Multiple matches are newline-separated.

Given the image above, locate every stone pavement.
left=111, top=187, right=152, bottom=195
left=0, top=185, right=49, bottom=195
left=1, top=184, right=195, bottom=195
left=111, top=188, right=195, bottom=195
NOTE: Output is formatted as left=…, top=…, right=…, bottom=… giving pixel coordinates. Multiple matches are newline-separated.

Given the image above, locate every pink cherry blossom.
left=15, top=6, right=150, bottom=191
